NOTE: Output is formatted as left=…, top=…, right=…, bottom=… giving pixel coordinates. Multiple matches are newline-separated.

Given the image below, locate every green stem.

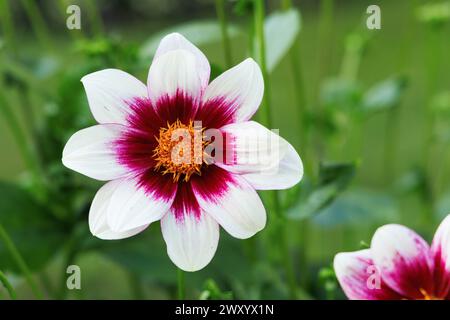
left=0, top=0, right=16, bottom=52
left=253, top=0, right=271, bottom=127
left=177, top=268, right=186, bottom=300
left=57, top=227, right=82, bottom=299
left=0, top=269, right=17, bottom=299
left=85, top=0, right=104, bottom=37
left=129, top=273, right=145, bottom=300
left=0, top=90, right=46, bottom=196
left=313, top=0, right=334, bottom=160
left=253, top=0, right=298, bottom=299
left=20, top=0, right=54, bottom=50
left=0, top=224, right=43, bottom=299
left=281, top=0, right=308, bottom=155
left=215, top=0, right=233, bottom=68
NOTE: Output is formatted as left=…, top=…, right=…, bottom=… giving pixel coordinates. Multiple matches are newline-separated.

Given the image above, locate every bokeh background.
left=0, top=0, right=449, bottom=299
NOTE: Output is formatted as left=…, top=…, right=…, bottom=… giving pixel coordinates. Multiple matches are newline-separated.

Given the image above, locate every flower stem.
left=177, top=268, right=186, bottom=300
left=0, top=0, right=16, bottom=52
left=281, top=0, right=308, bottom=152
left=0, top=269, right=17, bottom=299
left=0, top=224, right=43, bottom=299
left=313, top=0, right=334, bottom=159
left=84, top=0, right=104, bottom=37
left=215, top=0, right=233, bottom=68
left=20, top=0, right=54, bottom=50
left=253, top=0, right=272, bottom=127
left=0, top=90, right=46, bottom=197
left=280, top=0, right=311, bottom=289
left=253, top=0, right=298, bottom=299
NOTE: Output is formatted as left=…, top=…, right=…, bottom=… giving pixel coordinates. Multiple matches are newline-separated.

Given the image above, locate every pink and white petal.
left=161, top=185, right=219, bottom=272
left=154, top=33, right=210, bottom=90
left=81, top=69, right=148, bottom=125
left=202, top=58, right=263, bottom=122
left=218, top=121, right=303, bottom=189
left=147, top=49, right=203, bottom=104
left=371, top=224, right=435, bottom=299
left=334, top=249, right=404, bottom=300
left=106, top=177, right=177, bottom=233
left=431, top=214, right=450, bottom=298
left=191, top=169, right=266, bottom=239
left=242, top=143, right=303, bottom=190
left=62, top=124, right=129, bottom=181
left=217, top=121, right=288, bottom=172
left=89, top=180, right=148, bottom=240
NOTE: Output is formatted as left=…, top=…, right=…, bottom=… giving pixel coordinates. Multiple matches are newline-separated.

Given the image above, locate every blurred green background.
left=0, top=0, right=449, bottom=299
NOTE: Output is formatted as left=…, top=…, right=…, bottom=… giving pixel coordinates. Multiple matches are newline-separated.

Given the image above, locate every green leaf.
left=0, top=182, right=65, bottom=273
left=362, top=76, right=408, bottom=113
left=99, top=228, right=253, bottom=287
left=288, top=162, right=356, bottom=220
left=312, top=188, right=400, bottom=228
left=199, top=279, right=233, bottom=300
left=321, top=78, right=362, bottom=111
left=140, top=20, right=242, bottom=59
left=435, top=189, right=450, bottom=221
left=416, top=2, right=450, bottom=28
left=98, top=229, right=175, bottom=284
left=264, top=9, right=301, bottom=72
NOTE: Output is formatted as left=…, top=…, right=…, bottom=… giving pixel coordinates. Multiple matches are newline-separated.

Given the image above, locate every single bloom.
left=62, top=33, right=303, bottom=271
left=334, top=214, right=450, bottom=300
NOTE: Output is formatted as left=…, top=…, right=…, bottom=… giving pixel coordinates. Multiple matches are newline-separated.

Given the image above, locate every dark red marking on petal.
left=432, top=246, right=450, bottom=299
left=384, top=251, right=435, bottom=299
left=190, top=165, right=236, bottom=203
left=114, top=97, right=162, bottom=175
left=197, top=96, right=238, bottom=128
left=155, top=90, right=199, bottom=124
left=341, top=255, right=404, bottom=300
left=170, top=182, right=201, bottom=222
left=137, top=169, right=178, bottom=202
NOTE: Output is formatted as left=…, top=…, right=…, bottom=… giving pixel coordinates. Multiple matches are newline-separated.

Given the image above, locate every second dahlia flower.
left=62, top=33, right=303, bottom=271
left=334, top=214, right=450, bottom=300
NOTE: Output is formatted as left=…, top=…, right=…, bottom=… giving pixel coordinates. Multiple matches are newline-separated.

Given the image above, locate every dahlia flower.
left=62, top=33, right=303, bottom=271
left=334, top=215, right=450, bottom=300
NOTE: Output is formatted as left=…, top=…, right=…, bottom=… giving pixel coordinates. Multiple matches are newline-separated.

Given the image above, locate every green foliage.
left=362, top=76, right=408, bottom=113
left=0, top=182, right=65, bottom=273
left=264, top=9, right=301, bottom=72
left=318, top=266, right=337, bottom=300
left=199, top=279, right=233, bottom=300
left=416, top=1, right=450, bottom=28
left=313, top=188, right=400, bottom=228
left=288, top=162, right=356, bottom=220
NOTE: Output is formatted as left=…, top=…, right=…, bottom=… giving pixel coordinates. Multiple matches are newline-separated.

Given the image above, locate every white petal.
left=192, top=173, right=266, bottom=239
left=334, top=249, right=403, bottom=300
left=242, top=143, right=303, bottom=190
left=106, top=178, right=176, bottom=233
left=154, top=33, right=210, bottom=90
left=218, top=121, right=303, bottom=190
left=202, top=58, right=263, bottom=122
left=62, top=124, right=129, bottom=181
left=81, top=69, right=148, bottom=125
left=89, top=180, right=148, bottom=240
left=161, top=211, right=219, bottom=272
left=371, top=224, right=434, bottom=299
left=147, top=49, right=203, bottom=103
left=432, top=214, right=450, bottom=268
left=431, top=214, right=450, bottom=297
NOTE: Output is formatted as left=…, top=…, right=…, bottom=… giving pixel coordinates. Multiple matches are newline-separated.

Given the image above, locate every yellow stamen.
left=419, top=288, right=442, bottom=300
left=153, top=120, right=210, bottom=182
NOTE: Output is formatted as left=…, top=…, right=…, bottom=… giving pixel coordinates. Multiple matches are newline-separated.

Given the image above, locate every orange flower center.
left=419, top=288, right=442, bottom=300
left=153, top=120, right=210, bottom=182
